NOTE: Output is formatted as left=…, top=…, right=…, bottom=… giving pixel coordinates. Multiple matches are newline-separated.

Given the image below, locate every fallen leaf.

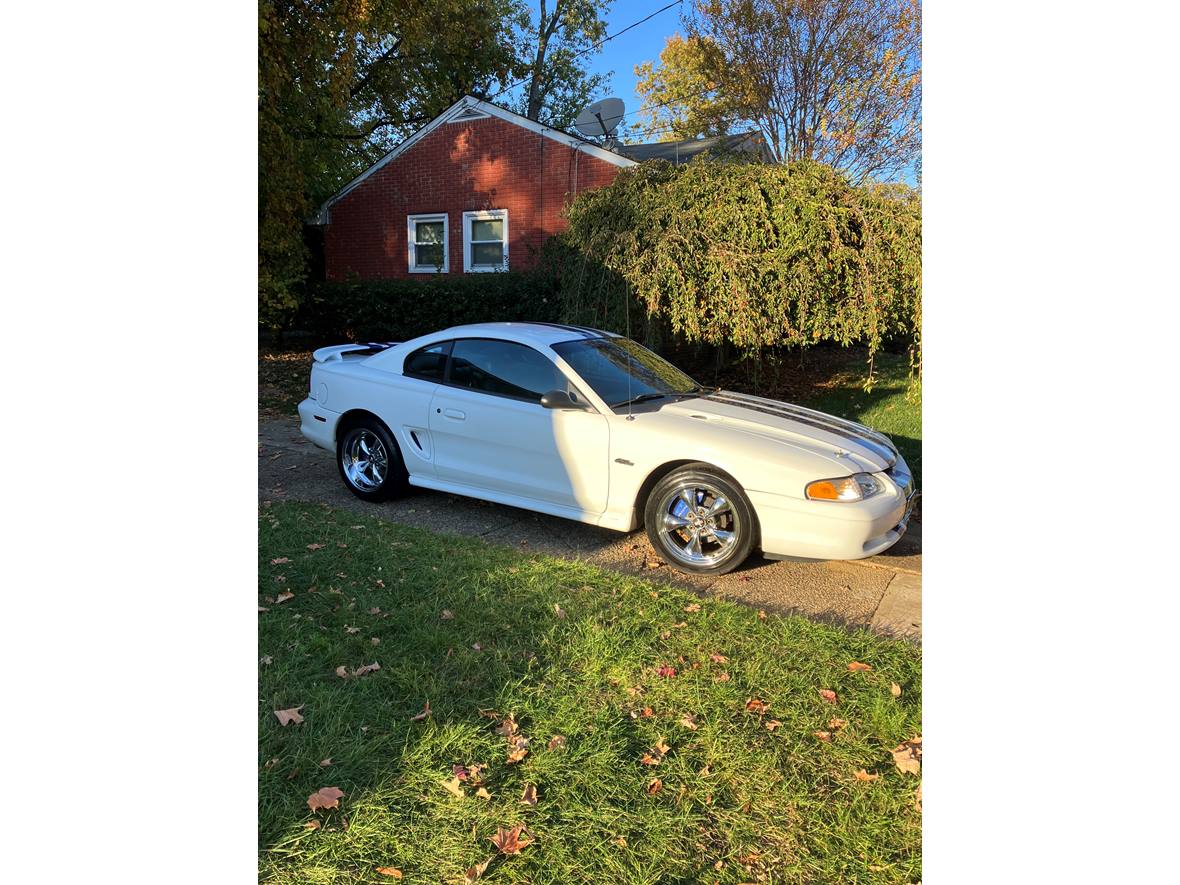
left=307, top=543, right=325, bottom=550
left=819, top=689, right=838, bottom=703
left=520, top=784, right=537, bottom=806
left=507, top=746, right=529, bottom=764
left=847, top=661, right=873, bottom=672
left=410, top=700, right=431, bottom=721
left=318, top=758, right=332, bottom=767
left=440, top=609, right=455, bottom=620
left=354, top=662, right=380, bottom=677
left=452, top=764, right=469, bottom=780
left=813, top=730, right=831, bottom=741
left=614, top=836, right=629, bottom=847
left=306, top=786, right=344, bottom=812
left=829, top=718, right=848, bottom=730
left=683, top=603, right=701, bottom=612
left=274, top=706, right=304, bottom=726
left=345, top=625, right=361, bottom=634
left=854, top=769, right=881, bottom=782
left=489, top=824, right=532, bottom=855
left=656, top=665, right=677, bottom=678
left=375, top=868, right=403, bottom=879
left=368, top=607, right=381, bottom=615
left=258, top=606, right=269, bottom=613
left=495, top=716, right=519, bottom=737
left=891, top=736, right=922, bottom=775
left=765, top=719, right=782, bottom=731
left=715, top=671, right=731, bottom=682
left=441, top=776, right=465, bottom=798
left=464, top=857, right=492, bottom=882
left=270, top=557, right=289, bottom=565
left=659, top=630, right=671, bottom=639
left=260, top=655, right=273, bottom=665
left=709, top=653, right=728, bottom=663
left=679, top=713, right=699, bottom=730
left=371, top=637, right=381, bottom=645
left=640, top=753, right=661, bottom=766
left=475, top=787, right=492, bottom=800
left=547, top=735, right=567, bottom=751
left=554, top=604, right=566, bottom=618
left=641, top=706, right=654, bottom=718
left=335, top=665, right=349, bottom=679
left=275, top=591, right=295, bottom=604
left=646, top=778, right=663, bottom=795
left=891, top=682, right=902, bottom=698
left=472, top=643, right=483, bottom=651
left=745, top=698, right=770, bottom=714
left=671, top=621, right=687, bottom=629
left=654, top=737, right=670, bottom=756
left=303, top=819, right=320, bottom=830
left=264, top=757, right=280, bottom=769
left=757, top=608, right=766, bottom=618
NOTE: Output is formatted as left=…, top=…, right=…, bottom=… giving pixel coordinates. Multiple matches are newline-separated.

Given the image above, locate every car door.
left=428, top=337, right=609, bottom=514
left=387, top=339, right=452, bottom=479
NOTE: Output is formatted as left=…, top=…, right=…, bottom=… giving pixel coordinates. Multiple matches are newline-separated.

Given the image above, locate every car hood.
left=662, top=390, right=900, bottom=474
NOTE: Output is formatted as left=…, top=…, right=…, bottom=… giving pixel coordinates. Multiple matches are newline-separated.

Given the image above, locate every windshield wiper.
left=611, top=386, right=717, bottom=409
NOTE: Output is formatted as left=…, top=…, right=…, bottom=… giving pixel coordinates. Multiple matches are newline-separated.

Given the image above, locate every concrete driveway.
left=259, top=417, right=921, bottom=640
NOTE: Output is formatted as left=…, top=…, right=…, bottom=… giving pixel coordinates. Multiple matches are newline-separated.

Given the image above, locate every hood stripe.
left=704, top=393, right=897, bottom=466
left=712, top=391, right=898, bottom=451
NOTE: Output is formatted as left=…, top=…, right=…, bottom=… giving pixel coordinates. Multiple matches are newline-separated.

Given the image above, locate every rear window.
left=403, top=340, right=451, bottom=381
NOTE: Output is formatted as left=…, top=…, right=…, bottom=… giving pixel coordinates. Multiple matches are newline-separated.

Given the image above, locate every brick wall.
left=323, top=115, right=623, bottom=280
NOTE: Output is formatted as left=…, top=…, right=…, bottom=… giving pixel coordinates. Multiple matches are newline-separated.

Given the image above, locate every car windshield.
left=552, top=337, right=701, bottom=407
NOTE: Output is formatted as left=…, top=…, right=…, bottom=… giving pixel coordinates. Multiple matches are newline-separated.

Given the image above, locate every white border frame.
left=406, top=213, right=449, bottom=274
left=462, top=209, right=508, bottom=273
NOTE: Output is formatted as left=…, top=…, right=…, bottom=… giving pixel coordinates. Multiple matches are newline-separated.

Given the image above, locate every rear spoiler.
left=312, top=342, right=400, bottom=363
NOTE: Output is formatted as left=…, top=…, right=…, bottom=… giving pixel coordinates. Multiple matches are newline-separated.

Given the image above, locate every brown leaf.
left=671, top=621, right=687, bottom=629
left=464, top=857, right=492, bottom=882
left=709, top=653, right=728, bottom=663
left=494, top=716, right=518, bottom=737
left=303, top=819, right=320, bottom=830
left=520, top=784, right=537, bottom=806
left=829, top=718, right=848, bottom=730
left=345, top=625, right=361, bottom=634
left=757, top=608, right=766, bottom=619
left=410, top=700, right=431, bottom=721
left=813, top=730, right=831, bottom=742
left=745, top=698, right=770, bottom=714
left=335, top=665, right=349, bottom=679
left=614, top=836, right=628, bottom=847
left=375, top=868, right=403, bottom=879
left=654, top=737, right=670, bottom=756
left=641, top=706, right=654, bottom=718
left=683, top=603, right=701, bottom=612
left=441, top=776, right=465, bottom=798
left=547, top=735, right=567, bottom=751
left=656, top=664, right=677, bottom=678
left=270, top=557, right=289, bottom=565
left=274, top=706, right=304, bottom=726
left=553, top=603, right=566, bottom=618
left=847, top=661, right=873, bottom=672
left=854, top=769, right=881, bottom=782
left=715, top=671, right=731, bottom=682
left=306, top=786, right=344, bottom=812
left=475, top=787, right=492, bottom=800
left=646, top=777, right=663, bottom=795
left=639, top=753, right=660, bottom=766
left=489, top=824, right=532, bottom=855
left=306, top=543, right=325, bottom=550
left=354, top=662, right=380, bottom=677
left=659, top=630, right=671, bottom=639
left=679, top=713, right=699, bottom=731
left=890, top=682, right=902, bottom=698
left=275, top=591, right=295, bottom=604
left=319, top=758, right=332, bottom=767
left=440, top=609, right=455, bottom=620
left=891, top=736, right=922, bottom=775
left=764, top=719, right=782, bottom=731
left=507, top=747, right=529, bottom=764
left=819, top=689, right=838, bottom=703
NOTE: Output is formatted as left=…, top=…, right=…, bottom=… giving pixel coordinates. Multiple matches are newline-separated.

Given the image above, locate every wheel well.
left=335, top=409, right=391, bottom=445
left=633, top=460, right=758, bottom=544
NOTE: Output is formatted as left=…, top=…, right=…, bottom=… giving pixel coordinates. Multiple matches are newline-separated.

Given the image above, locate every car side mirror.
left=540, top=389, right=590, bottom=410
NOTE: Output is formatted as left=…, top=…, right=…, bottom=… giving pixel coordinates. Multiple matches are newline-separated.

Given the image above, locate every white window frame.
left=462, top=209, right=509, bottom=273
left=407, top=213, right=449, bottom=273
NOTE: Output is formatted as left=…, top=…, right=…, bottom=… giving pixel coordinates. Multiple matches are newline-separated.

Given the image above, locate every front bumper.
left=752, top=456, right=918, bottom=561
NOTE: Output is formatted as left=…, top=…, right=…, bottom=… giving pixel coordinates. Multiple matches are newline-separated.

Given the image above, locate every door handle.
left=443, top=408, right=466, bottom=420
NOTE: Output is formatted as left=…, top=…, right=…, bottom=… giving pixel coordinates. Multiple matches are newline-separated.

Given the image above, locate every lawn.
left=259, top=502, right=922, bottom=883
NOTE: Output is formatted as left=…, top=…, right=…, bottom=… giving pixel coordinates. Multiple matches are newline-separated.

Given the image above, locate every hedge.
left=296, top=272, right=562, bottom=343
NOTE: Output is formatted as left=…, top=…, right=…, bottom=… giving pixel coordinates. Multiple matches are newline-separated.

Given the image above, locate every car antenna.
left=625, top=281, right=634, bottom=421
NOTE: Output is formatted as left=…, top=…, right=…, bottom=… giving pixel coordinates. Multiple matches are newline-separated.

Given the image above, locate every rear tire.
left=644, top=464, right=756, bottom=575
left=336, top=416, right=409, bottom=502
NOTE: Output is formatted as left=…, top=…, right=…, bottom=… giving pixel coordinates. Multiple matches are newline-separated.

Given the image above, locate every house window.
left=462, top=210, right=508, bottom=272
left=407, top=213, right=448, bottom=273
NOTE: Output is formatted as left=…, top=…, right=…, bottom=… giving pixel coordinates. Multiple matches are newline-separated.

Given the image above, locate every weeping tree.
left=548, top=158, right=921, bottom=380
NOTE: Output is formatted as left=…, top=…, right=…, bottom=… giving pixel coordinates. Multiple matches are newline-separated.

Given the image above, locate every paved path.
left=259, top=417, right=921, bottom=640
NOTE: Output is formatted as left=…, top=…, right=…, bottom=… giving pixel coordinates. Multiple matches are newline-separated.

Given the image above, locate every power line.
left=488, top=0, right=683, bottom=103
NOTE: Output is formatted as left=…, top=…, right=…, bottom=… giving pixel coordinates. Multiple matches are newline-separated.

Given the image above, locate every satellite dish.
left=574, top=97, right=625, bottom=139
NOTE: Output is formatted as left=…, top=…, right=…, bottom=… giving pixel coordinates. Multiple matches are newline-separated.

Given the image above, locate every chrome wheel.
left=657, top=483, right=741, bottom=567
left=342, top=429, right=388, bottom=491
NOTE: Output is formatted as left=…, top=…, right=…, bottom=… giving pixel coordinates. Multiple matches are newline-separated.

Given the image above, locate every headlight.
left=806, top=473, right=884, bottom=502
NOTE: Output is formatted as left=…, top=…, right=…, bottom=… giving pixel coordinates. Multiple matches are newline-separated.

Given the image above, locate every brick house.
left=313, top=96, right=637, bottom=281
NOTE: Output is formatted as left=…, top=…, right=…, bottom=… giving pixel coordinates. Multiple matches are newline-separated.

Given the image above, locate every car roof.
left=435, top=322, right=618, bottom=347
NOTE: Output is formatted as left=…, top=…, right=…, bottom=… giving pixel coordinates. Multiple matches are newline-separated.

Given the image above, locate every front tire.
left=644, top=464, right=757, bottom=575
left=336, top=417, right=409, bottom=503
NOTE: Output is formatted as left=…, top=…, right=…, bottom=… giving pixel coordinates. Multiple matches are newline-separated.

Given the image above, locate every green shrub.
left=298, top=272, right=562, bottom=342
left=545, top=158, right=922, bottom=374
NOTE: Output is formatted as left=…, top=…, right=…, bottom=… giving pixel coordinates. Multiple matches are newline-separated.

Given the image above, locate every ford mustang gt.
left=297, top=322, right=916, bottom=575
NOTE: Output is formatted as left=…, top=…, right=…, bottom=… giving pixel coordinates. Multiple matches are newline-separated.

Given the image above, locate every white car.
left=297, top=322, right=916, bottom=575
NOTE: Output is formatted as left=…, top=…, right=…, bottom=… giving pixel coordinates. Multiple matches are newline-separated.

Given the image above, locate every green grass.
left=795, top=351, right=922, bottom=489
left=259, top=502, right=922, bottom=883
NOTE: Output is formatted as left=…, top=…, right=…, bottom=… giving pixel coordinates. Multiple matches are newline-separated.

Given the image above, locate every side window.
left=448, top=339, right=565, bottom=402
left=403, top=340, right=451, bottom=381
